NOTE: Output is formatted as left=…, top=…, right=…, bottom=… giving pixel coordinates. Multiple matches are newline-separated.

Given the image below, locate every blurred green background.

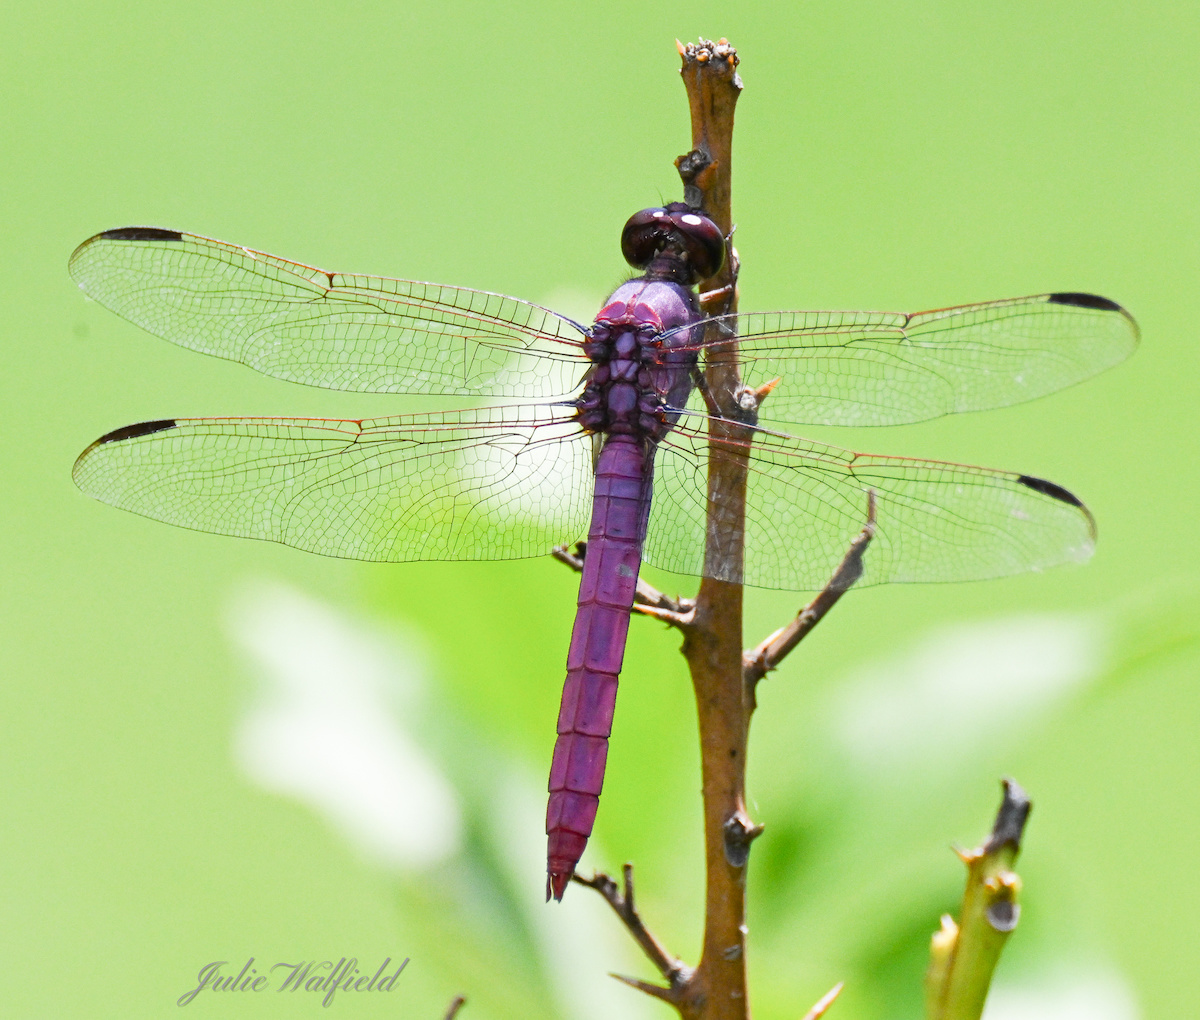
left=2, top=1, right=1196, bottom=1016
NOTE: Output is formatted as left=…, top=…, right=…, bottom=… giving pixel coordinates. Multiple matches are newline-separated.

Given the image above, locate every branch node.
left=986, top=894, right=1021, bottom=933
left=722, top=813, right=764, bottom=868
left=675, top=148, right=720, bottom=207
left=985, top=777, right=1032, bottom=853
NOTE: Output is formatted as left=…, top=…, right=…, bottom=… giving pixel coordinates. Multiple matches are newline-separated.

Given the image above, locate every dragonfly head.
left=620, top=203, right=724, bottom=285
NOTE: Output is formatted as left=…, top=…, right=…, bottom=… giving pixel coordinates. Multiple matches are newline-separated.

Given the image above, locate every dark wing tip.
left=1016, top=473, right=1098, bottom=541
left=1047, top=292, right=1123, bottom=313
left=97, top=227, right=185, bottom=242
left=75, top=419, right=178, bottom=482
left=1047, top=292, right=1140, bottom=352
left=1016, top=474, right=1084, bottom=508
left=94, top=419, right=178, bottom=446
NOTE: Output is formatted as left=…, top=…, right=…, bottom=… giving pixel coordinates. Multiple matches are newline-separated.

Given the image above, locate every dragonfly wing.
left=677, top=294, right=1137, bottom=426
left=646, top=418, right=1095, bottom=590
left=70, top=228, right=590, bottom=398
left=74, top=405, right=593, bottom=562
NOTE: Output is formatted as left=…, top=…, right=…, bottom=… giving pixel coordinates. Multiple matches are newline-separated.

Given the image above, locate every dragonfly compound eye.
left=620, top=205, right=725, bottom=282
left=670, top=209, right=725, bottom=281
left=620, top=207, right=672, bottom=269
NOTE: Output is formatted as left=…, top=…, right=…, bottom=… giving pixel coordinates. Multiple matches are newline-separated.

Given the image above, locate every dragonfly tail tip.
left=547, top=869, right=572, bottom=902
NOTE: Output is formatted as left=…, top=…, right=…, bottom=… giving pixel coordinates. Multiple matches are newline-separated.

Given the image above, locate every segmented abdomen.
left=546, top=434, right=653, bottom=900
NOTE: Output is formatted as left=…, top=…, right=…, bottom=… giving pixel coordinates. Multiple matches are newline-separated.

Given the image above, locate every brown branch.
left=743, top=491, right=877, bottom=698
left=674, top=36, right=753, bottom=1020
left=573, top=864, right=692, bottom=996
left=676, top=37, right=742, bottom=248
left=581, top=39, right=864, bottom=1019
left=442, top=994, right=467, bottom=1019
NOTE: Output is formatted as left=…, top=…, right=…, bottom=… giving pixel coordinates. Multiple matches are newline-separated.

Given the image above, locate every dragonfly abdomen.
left=546, top=434, right=654, bottom=901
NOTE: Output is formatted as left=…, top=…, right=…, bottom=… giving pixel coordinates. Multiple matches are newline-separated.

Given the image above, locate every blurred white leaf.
left=983, top=966, right=1140, bottom=1020
left=226, top=579, right=462, bottom=868
left=831, top=613, right=1106, bottom=774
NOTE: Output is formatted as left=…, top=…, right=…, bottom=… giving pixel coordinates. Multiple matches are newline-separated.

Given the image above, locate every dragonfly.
left=70, top=207, right=1137, bottom=900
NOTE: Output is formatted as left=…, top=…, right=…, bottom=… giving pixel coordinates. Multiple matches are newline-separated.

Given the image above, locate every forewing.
left=73, top=405, right=593, bottom=562
left=70, top=228, right=589, bottom=398
left=645, top=417, right=1096, bottom=590
left=674, top=294, right=1137, bottom=426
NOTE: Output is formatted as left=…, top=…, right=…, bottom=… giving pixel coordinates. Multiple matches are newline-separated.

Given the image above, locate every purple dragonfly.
left=71, top=207, right=1137, bottom=900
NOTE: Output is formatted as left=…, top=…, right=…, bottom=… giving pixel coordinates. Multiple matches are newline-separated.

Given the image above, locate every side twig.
left=552, top=543, right=694, bottom=627
left=443, top=994, right=467, bottom=1019
left=924, top=779, right=1032, bottom=1020
left=573, top=864, right=692, bottom=1002
left=743, top=492, right=877, bottom=700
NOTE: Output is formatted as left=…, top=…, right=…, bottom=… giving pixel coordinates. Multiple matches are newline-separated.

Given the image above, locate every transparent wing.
left=645, top=416, right=1096, bottom=591
left=73, top=405, right=593, bottom=562
left=664, top=293, right=1138, bottom=426
left=70, top=228, right=590, bottom=398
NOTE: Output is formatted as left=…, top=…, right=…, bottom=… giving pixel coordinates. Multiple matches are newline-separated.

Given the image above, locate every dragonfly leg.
left=698, top=280, right=735, bottom=307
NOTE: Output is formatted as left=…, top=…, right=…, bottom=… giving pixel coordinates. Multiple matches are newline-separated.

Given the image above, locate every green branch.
left=925, top=778, right=1031, bottom=1020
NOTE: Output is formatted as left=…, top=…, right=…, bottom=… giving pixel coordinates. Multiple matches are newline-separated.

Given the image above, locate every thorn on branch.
left=611, top=972, right=678, bottom=1004
left=801, top=981, right=844, bottom=1020
left=743, top=491, right=877, bottom=695
left=752, top=375, right=782, bottom=407
left=573, top=864, right=692, bottom=994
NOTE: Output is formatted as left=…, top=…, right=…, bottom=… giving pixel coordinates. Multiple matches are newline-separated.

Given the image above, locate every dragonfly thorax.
left=577, top=280, right=702, bottom=441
